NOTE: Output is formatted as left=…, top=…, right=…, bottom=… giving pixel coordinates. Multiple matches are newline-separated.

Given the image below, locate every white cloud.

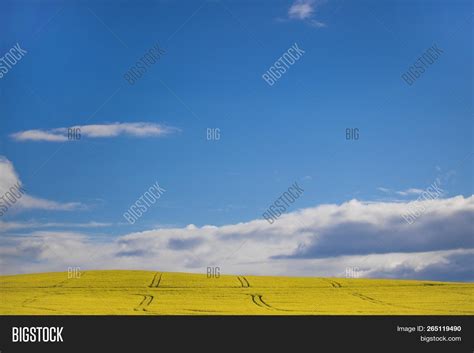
left=289, top=0, right=315, bottom=20
left=11, top=130, right=66, bottom=142
left=0, top=220, right=111, bottom=232
left=17, top=195, right=84, bottom=211
left=379, top=186, right=435, bottom=197
left=11, top=122, right=178, bottom=142
left=396, top=188, right=424, bottom=196
left=309, top=19, right=326, bottom=28
left=1, top=195, right=472, bottom=281
left=0, top=156, right=85, bottom=214
left=287, top=0, right=327, bottom=27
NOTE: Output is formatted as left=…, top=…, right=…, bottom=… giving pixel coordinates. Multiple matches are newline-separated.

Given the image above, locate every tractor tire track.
left=250, top=294, right=272, bottom=309
left=351, top=292, right=413, bottom=310
left=237, top=276, right=250, bottom=288
left=257, top=295, right=274, bottom=310
left=134, top=294, right=154, bottom=312
left=324, top=279, right=342, bottom=288
left=149, top=273, right=162, bottom=288
left=352, top=293, right=384, bottom=305
left=248, top=294, right=298, bottom=312
left=21, top=296, right=61, bottom=313
left=53, top=279, right=69, bottom=288
left=52, top=272, right=85, bottom=288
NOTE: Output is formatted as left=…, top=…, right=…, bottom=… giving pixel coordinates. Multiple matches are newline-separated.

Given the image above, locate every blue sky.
left=0, top=0, right=472, bottom=279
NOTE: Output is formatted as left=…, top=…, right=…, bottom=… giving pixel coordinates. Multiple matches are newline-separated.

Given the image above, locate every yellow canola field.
left=0, top=270, right=472, bottom=315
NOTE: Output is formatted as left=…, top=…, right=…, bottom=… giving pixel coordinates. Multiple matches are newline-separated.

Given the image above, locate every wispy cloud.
left=10, top=122, right=179, bottom=142
left=0, top=220, right=111, bottom=232
left=286, top=0, right=327, bottom=27
left=308, top=19, right=326, bottom=28
left=396, top=188, right=424, bottom=196
left=378, top=186, right=432, bottom=197
left=289, top=0, right=316, bottom=19
left=0, top=156, right=85, bottom=213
